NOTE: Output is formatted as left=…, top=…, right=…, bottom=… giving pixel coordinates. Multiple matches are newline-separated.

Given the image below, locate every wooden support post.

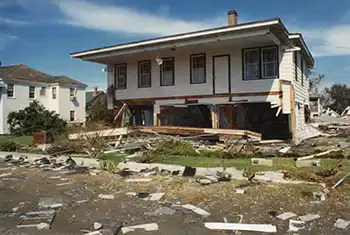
left=153, top=104, right=160, bottom=126
left=290, top=86, right=295, bottom=144
left=211, top=105, right=219, bottom=129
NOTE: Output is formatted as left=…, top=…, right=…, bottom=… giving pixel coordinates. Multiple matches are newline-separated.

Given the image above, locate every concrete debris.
left=143, top=193, right=165, bottom=201
left=288, top=220, right=305, bottom=232
left=90, top=169, right=102, bottom=176
left=121, top=223, right=159, bottom=234
left=36, top=222, right=50, bottom=230
left=198, top=178, right=212, bottom=185
left=235, top=189, right=245, bottom=194
left=334, top=218, right=350, bottom=229
left=276, top=212, right=297, bottom=220
left=181, top=204, right=211, bottom=217
left=251, top=158, right=273, bottom=166
left=204, top=222, right=277, bottom=233
left=145, top=207, right=175, bottom=216
left=38, top=197, right=64, bottom=209
left=94, top=222, right=103, bottom=230
left=299, top=213, right=321, bottom=222
left=98, top=194, right=115, bottom=200
left=296, top=160, right=321, bottom=168
left=331, top=172, right=350, bottom=189
left=125, top=178, right=152, bottom=182
left=313, top=192, right=326, bottom=201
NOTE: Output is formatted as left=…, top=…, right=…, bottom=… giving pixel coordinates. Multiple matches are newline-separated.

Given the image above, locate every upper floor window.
left=160, top=57, right=175, bottom=86
left=190, top=54, right=206, bottom=84
left=70, top=110, right=75, bottom=121
left=115, top=63, right=127, bottom=89
left=243, top=46, right=279, bottom=80
left=52, top=87, right=57, bottom=99
left=301, top=57, right=304, bottom=86
left=294, top=52, right=298, bottom=81
left=7, top=84, right=14, bottom=98
left=29, top=86, right=35, bottom=99
left=40, top=87, right=46, bottom=96
left=138, top=60, right=151, bottom=88
left=70, top=88, right=76, bottom=100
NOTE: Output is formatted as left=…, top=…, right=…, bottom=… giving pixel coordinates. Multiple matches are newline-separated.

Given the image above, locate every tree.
left=323, top=84, right=350, bottom=114
left=7, top=100, right=67, bottom=138
left=309, top=74, right=325, bottom=94
left=88, top=96, right=119, bottom=124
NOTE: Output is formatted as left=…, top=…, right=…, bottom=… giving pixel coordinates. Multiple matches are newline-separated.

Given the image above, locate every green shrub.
left=0, top=140, right=21, bottom=152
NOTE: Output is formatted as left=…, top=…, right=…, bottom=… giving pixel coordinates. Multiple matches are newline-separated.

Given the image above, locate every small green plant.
left=0, top=140, right=22, bottom=152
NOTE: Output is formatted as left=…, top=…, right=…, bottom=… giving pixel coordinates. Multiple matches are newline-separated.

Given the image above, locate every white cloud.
left=55, top=0, right=224, bottom=36
left=0, top=17, right=31, bottom=26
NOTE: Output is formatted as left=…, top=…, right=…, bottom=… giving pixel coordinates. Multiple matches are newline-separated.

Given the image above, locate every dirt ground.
left=0, top=162, right=349, bottom=235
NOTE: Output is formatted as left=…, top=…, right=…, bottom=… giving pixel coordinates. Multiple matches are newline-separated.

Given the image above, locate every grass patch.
left=0, top=136, right=32, bottom=146
left=100, top=153, right=128, bottom=171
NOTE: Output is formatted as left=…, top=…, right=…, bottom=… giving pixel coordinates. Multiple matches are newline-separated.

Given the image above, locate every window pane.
left=138, top=61, right=151, bottom=87
left=245, top=64, right=259, bottom=79
left=29, top=86, right=35, bottom=98
left=191, top=55, right=205, bottom=83
left=245, top=50, right=259, bottom=64
left=262, top=48, right=278, bottom=78
left=116, top=64, right=127, bottom=89
left=244, top=50, right=259, bottom=79
left=161, top=58, right=174, bottom=86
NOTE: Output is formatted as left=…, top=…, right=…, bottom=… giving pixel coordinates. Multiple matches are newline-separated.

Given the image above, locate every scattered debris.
left=125, top=178, right=152, bottom=182
left=17, top=210, right=55, bottom=230
left=334, top=218, right=350, bottom=229
left=56, top=182, right=72, bottom=186
left=288, top=220, right=305, bottom=232
left=98, top=194, right=115, bottom=200
left=121, top=223, right=159, bottom=234
left=279, top=146, right=291, bottom=154
left=36, top=222, right=50, bottom=230
left=235, top=189, right=245, bottom=194
left=296, top=159, right=321, bottom=168
left=12, top=202, right=26, bottom=212
left=297, top=149, right=340, bottom=161
left=181, top=204, right=211, bottom=217
left=331, top=172, right=350, bottom=189
left=38, top=197, right=64, bottom=209
left=299, top=213, right=321, bottom=222
left=143, top=193, right=165, bottom=201
left=276, top=212, right=297, bottom=220
left=204, top=222, right=277, bottom=233
left=94, top=222, right=103, bottom=230
left=251, top=158, right=273, bottom=166
left=313, top=192, right=326, bottom=202
left=145, top=207, right=175, bottom=216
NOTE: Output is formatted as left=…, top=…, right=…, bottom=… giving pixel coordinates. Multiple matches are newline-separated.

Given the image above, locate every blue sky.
left=1, top=0, right=350, bottom=90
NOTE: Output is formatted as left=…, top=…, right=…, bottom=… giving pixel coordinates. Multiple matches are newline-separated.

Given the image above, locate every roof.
left=70, top=17, right=314, bottom=67
left=0, top=64, right=87, bottom=87
left=71, top=18, right=282, bottom=58
left=86, top=91, right=105, bottom=105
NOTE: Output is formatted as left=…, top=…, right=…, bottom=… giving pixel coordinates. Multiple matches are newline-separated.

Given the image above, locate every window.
left=160, top=57, right=175, bottom=86
left=261, top=47, right=278, bottom=78
left=52, top=87, right=57, bottom=99
left=7, top=84, right=14, bottom=98
left=243, top=49, right=259, bottom=80
left=138, top=61, right=151, bottom=88
left=243, top=46, right=279, bottom=80
left=115, top=63, right=127, bottom=89
left=29, top=86, right=35, bottom=99
left=294, top=52, right=298, bottom=81
left=301, top=57, right=304, bottom=86
left=70, top=88, right=75, bottom=100
left=70, top=110, right=75, bottom=121
left=190, top=54, right=206, bottom=83
left=40, top=87, right=46, bottom=96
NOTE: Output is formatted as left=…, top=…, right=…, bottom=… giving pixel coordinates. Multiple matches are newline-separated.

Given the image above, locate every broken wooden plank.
left=68, top=127, right=129, bottom=140
left=121, top=223, right=159, bottom=234
left=204, top=222, right=277, bottom=233
left=297, top=149, right=340, bottom=161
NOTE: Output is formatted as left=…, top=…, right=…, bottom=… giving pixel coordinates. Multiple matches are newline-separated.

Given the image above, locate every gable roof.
left=0, top=64, right=87, bottom=87
left=86, top=91, right=105, bottom=105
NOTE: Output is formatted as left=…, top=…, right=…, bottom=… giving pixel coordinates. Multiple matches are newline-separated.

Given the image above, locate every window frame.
left=160, top=57, right=175, bottom=86
left=242, top=45, right=279, bottom=80
left=69, top=87, right=75, bottom=99
left=190, top=53, right=206, bottom=84
left=70, top=110, right=75, bottom=121
left=7, top=84, right=14, bottom=98
left=52, top=87, right=57, bottom=99
left=138, top=60, right=152, bottom=88
left=294, top=51, right=298, bottom=81
left=29, top=86, right=35, bottom=99
left=40, top=86, right=46, bottom=96
left=115, top=63, right=127, bottom=90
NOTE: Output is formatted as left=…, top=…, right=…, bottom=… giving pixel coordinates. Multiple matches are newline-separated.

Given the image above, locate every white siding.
left=0, top=82, right=86, bottom=134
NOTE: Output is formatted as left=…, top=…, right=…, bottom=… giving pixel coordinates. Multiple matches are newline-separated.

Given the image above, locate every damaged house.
left=71, top=10, right=314, bottom=144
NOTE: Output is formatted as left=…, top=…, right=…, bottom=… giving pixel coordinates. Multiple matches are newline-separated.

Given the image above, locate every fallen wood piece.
left=276, top=212, right=297, bottom=220
left=143, top=193, right=165, bottom=201
left=299, top=213, right=320, bottom=222
left=259, top=140, right=284, bottom=145
left=68, top=127, right=128, bottom=140
left=204, top=222, right=277, bottom=233
left=288, top=220, right=305, bottom=232
left=113, top=103, right=127, bottom=122
left=98, top=194, right=115, bottom=200
left=121, top=223, right=159, bottom=234
left=334, top=218, right=350, bottom=229
left=297, top=149, right=340, bottom=161
left=181, top=204, right=211, bottom=217
left=125, top=178, right=152, bottom=182
left=331, top=172, right=350, bottom=189
left=279, top=146, right=291, bottom=154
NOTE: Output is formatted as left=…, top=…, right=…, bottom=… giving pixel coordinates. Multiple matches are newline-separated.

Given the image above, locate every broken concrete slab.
left=334, top=218, right=350, bottom=229
left=204, top=222, right=277, bottom=233
left=288, top=220, right=305, bottom=232
left=36, top=222, right=50, bottom=230
left=276, top=212, right=297, bottom=220
left=94, top=222, right=103, bottom=230
left=98, top=194, right=115, bottom=200
left=121, top=223, right=159, bottom=234
left=181, top=204, right=211, bottom=217
left=251, top=158, right=273, bottom=166
left=299, top=213, right=321, bottom=222
left=296, top=160, right=321, bottom=168
left=143, top=193, right=165, bottom=201
left=38, top=197, right=64, bottom=209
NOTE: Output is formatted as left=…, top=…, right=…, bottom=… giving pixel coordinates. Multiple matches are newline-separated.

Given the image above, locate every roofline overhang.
left=289, top=34, right=315, bottom=67
left=71, top=19, right=282, bottom=59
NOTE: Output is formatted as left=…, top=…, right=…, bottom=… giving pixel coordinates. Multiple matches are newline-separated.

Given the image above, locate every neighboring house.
left=309, top=94, right=323, bottom=117
left=71, top=10, right=314, bottom=144
left=86, top=87, right=105, bottom=108
left=0, top=64, right=87, bottom=134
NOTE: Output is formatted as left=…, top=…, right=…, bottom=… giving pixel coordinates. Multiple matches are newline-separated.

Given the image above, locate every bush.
left=7, top=100, right=67, bottom=139
left=0, top=140, right=22, bottom=152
